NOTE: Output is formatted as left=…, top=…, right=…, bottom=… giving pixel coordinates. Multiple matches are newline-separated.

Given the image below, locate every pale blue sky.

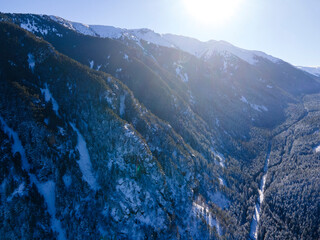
left=2, top=0, right=319, bottom=66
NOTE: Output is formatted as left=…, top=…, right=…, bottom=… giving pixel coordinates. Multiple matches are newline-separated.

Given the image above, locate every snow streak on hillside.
left=70, top=123, right=100, bottom=191
left=249, top=148, right=271, bottom=240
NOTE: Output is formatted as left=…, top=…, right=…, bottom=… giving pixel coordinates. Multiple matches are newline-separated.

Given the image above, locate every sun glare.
left=183, top=0, right=242, bottom=25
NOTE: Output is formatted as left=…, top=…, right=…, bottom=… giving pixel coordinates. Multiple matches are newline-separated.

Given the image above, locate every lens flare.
left=183, top=0, right=242, bottom=25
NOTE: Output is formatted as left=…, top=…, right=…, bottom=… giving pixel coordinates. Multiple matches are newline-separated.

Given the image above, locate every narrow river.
left=248, top=146, right=271, bottom=240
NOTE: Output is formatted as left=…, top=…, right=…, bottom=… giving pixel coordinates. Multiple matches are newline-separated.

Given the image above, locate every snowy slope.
left=163, top=34, right=280, bottom=64
left=49, top=16, right=173, bottom=48
left=49, top=16, right=280, bottom=65
left=297, top=66, right=320, bottom=77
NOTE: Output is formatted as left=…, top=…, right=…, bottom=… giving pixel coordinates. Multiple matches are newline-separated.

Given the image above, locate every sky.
left=1, top=0, right=320, bottom=66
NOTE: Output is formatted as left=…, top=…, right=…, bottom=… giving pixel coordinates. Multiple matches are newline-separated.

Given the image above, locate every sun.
left=183, top=0, right=242, bottom=25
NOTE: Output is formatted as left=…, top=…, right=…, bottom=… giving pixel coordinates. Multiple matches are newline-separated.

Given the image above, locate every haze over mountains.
left=0, top=13, right=319, bottom=240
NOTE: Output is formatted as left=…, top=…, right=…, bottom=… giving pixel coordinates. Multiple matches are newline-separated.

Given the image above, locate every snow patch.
left=240, top=96, right=268, bottom=112
left=89, top=60, right=94, bottom=69
left=175, top=64, right=188, bottom=82
left=7, top=182, right=25, bottom=201
left=119, top=94, right=126, bottom=116
left=240, top=96, right=248, bottom=104
left=123, top=54, right=129, bottom=61
left=21, top=20, right=48, bottom=35
left=70, top=123, right=100, bottom=191
left=218, top=177, right=226, bottom=186
left=212, top=149, right=225, bottom=168
left=40, top=83, right=60, bottom=116
left=31, top=178, right=66, bottom=240
left=28, top=53, right=35, bottom=72
left=215, top=118, right=220, bottom=127
left=250, top=104, right=268, bottom=112
left=124, top=124, right=135, bottom=138
left=0, top=115, right=30, bottom=170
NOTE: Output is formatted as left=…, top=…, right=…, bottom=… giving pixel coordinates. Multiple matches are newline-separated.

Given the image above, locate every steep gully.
left=248, top=144, right=271, bottom=240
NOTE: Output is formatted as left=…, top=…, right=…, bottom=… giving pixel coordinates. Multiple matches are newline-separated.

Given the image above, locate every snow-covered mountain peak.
left=199, top=39, right=280, bottom=65
left=49, top=15, right=281, bottom=65
left=89, top=25, right=124, bottom=38
left=162, top=34, right=280, bottom=65
left=129, top=28, right=173, bottom=47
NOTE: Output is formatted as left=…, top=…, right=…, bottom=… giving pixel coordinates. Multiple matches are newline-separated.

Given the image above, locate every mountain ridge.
left=49, top=15, right=282, bottom=65
left=297, top=66, right=320, bottom=77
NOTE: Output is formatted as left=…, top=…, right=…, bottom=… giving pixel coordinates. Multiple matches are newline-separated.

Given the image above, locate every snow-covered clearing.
left=28, top=53, right=35, bottom=72
left=70, top=123, right=100, bottom=191
left=31, top=178, right=66, bottom=240
left=40, top=83, right=60, bottom=116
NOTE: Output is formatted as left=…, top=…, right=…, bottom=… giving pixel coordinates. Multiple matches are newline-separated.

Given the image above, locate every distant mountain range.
left=297, top=66, right=320, bottom=77
left=0, top=13, right=319, bottom=240
left=39, top=15, right=282, bottom=65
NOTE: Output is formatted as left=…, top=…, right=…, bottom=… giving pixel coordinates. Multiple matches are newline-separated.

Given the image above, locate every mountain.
left=0, top=13, right=319, bottom=240
left=48, top=16, right=281, bottom=66
left=297, top=66, right=320, bottom=77
left=47, top=16, right=281, bottom=66
left=0, top=21, right=228, bottom=240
